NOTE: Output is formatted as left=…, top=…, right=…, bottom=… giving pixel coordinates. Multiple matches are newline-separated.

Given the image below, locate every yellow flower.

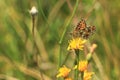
left=65, top=77, right=73, bottom=80
left=57, top=65, right=71, bottom=78
left=67, top=38, right=87, bottom=50
left=74, top=60, right=88, bottom=72
left=84, top=70, right=94, bottom=80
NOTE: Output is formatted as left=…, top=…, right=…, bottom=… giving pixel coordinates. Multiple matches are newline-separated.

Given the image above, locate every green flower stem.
left=81, top=72, right=84, bottom=80
left=58, top=0, right=79, bottom=67
left=59, top=0, right=79, bottom=44
left=58, top=46, right=62, bottom=67
left=75, top=49, right=80, bottom=80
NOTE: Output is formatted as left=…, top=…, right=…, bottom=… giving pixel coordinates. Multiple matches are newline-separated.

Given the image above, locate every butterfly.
left=73, top=18, right=96, bottom=39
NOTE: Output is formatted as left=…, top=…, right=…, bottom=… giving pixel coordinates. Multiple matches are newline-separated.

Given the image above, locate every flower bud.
left=30, top=6, right=38, bottom=16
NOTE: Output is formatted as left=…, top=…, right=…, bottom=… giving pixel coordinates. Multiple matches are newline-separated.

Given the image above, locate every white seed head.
left=30, top=6, right=38, bottom=16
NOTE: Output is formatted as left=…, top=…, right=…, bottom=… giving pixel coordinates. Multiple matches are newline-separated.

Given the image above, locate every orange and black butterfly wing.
left=75, top=19, right=86, bottom=31
left=82, top=25, right=96, bottom=39
left=72, top=19, right=96, bottom=39
left=73, top=19, right=87, bottom=38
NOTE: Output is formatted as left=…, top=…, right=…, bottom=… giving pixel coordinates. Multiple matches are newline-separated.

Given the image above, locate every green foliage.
left=0, top=0, right=119, bottom=80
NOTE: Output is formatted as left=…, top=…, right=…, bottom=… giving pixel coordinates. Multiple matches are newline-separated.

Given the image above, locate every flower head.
left=30, top=6, right=38, bottom=16
left=84, top=70, right=94, bottom=80
left=67, top=38, right=87, bottom=50
left=57, top=65, right=71, bottom=78
left=74, top=60, right=88, bottom=72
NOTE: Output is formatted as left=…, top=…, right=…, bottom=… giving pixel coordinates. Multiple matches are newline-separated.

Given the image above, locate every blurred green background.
left=0, top=0, right=120, bottom=80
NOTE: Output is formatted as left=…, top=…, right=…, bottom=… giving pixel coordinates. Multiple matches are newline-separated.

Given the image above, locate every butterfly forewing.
left=75, top=19, right=86, bottom=31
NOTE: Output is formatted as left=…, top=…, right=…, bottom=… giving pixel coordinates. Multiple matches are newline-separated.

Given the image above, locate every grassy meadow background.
left=0, top=0, right=120, bottom=80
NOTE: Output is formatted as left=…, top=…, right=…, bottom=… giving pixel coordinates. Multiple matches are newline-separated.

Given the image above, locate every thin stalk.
left=31, top=15, right=38, bottom=66
left=74, top=49, right=80, bottom=80
left=59, top=0, right=79, bottom=44
left=32, top=15, right=35, bottom=37
left=31, top=8, right=45, bottom=80
left=38, top=0, right=50, bottom=27
left=61, top=52, right=70, bottom=66
left=58, top=0, right=79, bottom=68
left=81, top=72, right=84, bottom=80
